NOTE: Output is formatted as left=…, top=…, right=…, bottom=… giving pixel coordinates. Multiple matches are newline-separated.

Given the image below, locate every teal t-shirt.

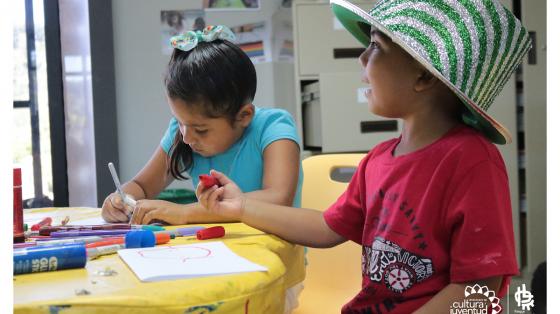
left=160, top=106, right=303, bottom=207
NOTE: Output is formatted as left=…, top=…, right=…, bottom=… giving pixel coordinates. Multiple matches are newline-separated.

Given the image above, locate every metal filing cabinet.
left=294, top=1, right=370, bottom=76
left=293, top=0, right=398, bottom=153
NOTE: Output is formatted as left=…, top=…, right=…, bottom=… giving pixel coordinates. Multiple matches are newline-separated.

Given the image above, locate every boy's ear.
left=414, top=69, right=439, bottom=92
left=236, top=104, right=255, bottom=127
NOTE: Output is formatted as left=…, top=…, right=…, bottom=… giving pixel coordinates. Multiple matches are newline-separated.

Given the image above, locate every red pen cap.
left=196, top=226, right=225, bottom=240
left=199, top=174, right=220, bottom=188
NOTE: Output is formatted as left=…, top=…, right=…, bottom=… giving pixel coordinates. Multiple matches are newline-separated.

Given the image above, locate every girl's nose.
left=181, top=126, right=195, bottom=145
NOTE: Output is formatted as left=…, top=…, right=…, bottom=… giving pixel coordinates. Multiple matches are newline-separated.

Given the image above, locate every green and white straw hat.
left=331, top=0, right=532, bottom=144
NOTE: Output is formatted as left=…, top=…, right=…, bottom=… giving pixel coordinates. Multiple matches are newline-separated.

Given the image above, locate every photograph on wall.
left=161, top=9, right=206, bottom=55
left=230, top=21, right=270, bottom=63
left=273, top=20, right=293, bottom=62
left=203, top=0, right=260, bottom=11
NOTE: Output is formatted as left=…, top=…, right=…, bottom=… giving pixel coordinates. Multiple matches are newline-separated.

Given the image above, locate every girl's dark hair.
left=164, top=39, right=257, bottom=180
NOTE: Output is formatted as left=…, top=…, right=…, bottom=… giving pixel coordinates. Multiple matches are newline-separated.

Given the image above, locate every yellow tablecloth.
left=14, top=207, right=305, bottom=314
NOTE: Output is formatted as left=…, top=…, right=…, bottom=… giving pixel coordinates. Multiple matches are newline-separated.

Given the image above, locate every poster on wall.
left=203, top=0, right=260, bottom=11
left=230, top=21, right=270, bottom=63
left=161, top=10, right=206, bottom=55
left=273, top=20, right=293, bottom=62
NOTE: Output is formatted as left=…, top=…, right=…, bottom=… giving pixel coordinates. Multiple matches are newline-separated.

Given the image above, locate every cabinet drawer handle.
left=360, top=120, right=398, bottom=133
left=333, top=48, right=365, bottom=59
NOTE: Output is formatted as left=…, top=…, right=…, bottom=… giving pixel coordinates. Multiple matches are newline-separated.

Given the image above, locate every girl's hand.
left=130, top=200, right=187, bottom=225
left=196, top=170, right=245, bottom=219
left=101, top=192, right=134, bottom=223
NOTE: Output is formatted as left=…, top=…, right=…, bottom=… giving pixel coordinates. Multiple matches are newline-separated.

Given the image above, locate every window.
left=13, top=0, right=54, bottom=207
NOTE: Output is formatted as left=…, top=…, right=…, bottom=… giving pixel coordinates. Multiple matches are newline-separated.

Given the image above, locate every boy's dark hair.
left=164, top=40, right=257, bottom=180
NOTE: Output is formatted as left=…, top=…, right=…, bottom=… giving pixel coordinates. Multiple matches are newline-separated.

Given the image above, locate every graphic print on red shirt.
left=364, top=237, right=434, bottom=294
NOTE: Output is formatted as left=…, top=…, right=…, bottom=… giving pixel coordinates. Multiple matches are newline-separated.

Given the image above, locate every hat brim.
left=331, top=0, right=512, bottom=144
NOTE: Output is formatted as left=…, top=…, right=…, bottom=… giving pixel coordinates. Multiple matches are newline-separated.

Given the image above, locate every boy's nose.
left=359, top=50, right=368, bottom=67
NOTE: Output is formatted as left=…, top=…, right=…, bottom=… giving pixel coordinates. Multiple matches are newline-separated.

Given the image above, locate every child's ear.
left=236, top=104, right=255, bottom=127
left=414, top=69, right=439, bottom=92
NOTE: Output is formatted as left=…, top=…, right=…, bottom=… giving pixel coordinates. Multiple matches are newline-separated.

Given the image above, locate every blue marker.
left=14, top=244, right=87, bottom=275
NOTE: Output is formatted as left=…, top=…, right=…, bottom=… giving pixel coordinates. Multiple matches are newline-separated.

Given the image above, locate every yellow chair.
left=294, top=154, right=366, bottom=314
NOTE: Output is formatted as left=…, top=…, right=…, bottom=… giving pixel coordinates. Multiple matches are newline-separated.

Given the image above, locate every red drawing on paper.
left=137, top=246, right=212, bottom=263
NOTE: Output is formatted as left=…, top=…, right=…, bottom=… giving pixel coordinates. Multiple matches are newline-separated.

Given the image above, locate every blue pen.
left=14, top=244, right=87, bottom=275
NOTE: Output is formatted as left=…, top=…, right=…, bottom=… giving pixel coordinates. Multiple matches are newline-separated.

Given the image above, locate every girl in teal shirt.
left=101, top=25, right=302, bottom=224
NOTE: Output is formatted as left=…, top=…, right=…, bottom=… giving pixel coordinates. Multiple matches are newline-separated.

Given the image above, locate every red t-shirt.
left=324, top=125, right=518, bottom=314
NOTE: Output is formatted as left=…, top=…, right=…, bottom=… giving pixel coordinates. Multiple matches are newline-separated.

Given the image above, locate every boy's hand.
left=196, top=170, right=245, bottom=220
left=101, top=192, right=134, bottom=222
left=129, top=200, right=186, bottom=225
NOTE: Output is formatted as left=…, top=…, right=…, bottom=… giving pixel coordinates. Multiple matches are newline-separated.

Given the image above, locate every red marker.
left=196, top=226, right=225, bottom=240
left=199, top=174, right=221, bottom=188
left=31, top=217, right=52, bottom=231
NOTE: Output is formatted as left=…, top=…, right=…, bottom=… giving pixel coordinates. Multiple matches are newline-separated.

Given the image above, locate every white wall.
left=111, top=0, right=294, bottom=189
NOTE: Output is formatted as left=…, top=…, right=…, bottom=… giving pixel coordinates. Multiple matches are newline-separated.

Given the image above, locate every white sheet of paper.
left=68, top=216, right=108, bottom=226
left=118, top=241, right=268, bottom=282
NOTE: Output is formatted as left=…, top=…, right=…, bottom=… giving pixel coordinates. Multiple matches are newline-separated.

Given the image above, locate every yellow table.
left=14, top=207, right=305, bottom=314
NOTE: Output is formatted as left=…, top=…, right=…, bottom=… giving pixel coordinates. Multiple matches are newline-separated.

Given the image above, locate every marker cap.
left=196, top=226, right=225, bottom=240
left=125, top=230, right=156, bottom=248
left=155, top=232, right=171, bottom=244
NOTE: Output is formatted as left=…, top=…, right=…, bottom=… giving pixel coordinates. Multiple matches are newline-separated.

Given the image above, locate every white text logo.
left=514, top=284, right=534, bottom=311
left=449, top=285, right=501, bottom=314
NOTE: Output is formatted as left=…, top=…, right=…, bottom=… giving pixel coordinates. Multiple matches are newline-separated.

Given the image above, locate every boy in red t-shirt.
left=196, top=0, right=531, bottom=313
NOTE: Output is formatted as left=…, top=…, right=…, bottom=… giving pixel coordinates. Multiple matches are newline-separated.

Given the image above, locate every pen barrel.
left=87, top=244, right=125, bottom=259
left=176, top=226, right=206, bottom=236
left=86, top=238, right=125, bottom=249
left=39, top=224, right=132, bottom=235
left=14, top=244, right=87, bottom=275
left=36, top=237, right=106, bottom=246
left=50, top=229, right=132, bottom=237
